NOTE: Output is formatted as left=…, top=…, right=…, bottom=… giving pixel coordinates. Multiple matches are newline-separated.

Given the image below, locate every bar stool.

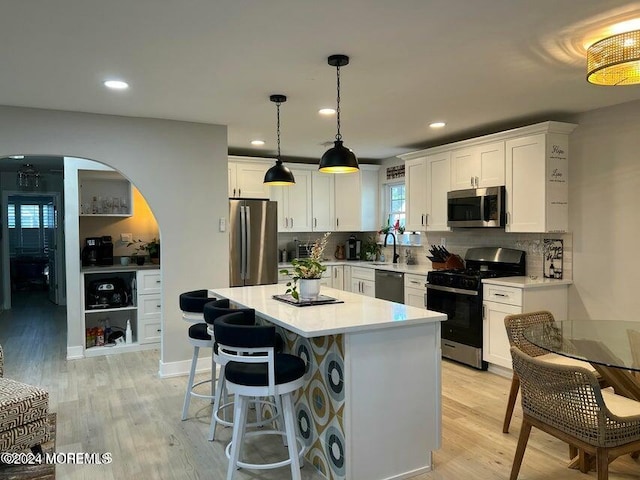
left=203, top=299, right=256, bottom=441
left=180, top=289, right=216, bottom=422
left=214, top=311, right=306, bottom=480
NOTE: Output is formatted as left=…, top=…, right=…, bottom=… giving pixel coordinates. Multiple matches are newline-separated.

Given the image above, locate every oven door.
left=426, top=284, right=483, bottom=348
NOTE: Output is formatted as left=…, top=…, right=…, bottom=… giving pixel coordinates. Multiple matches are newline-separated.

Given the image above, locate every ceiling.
left=1, top=0, right=640, bottom=168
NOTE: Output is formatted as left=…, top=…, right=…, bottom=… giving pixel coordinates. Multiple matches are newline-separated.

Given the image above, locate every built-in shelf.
left=84, top=306, right=137, bottom=315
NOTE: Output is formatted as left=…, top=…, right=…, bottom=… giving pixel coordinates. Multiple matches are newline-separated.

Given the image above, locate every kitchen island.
left=209, top=284, right=446, bottom=480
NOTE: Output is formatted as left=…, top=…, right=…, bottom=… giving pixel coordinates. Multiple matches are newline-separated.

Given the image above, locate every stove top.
left=426, top=247, right=526, bottom=292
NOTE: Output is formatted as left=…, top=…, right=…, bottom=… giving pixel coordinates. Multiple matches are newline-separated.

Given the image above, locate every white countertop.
left=279, top=261, right=431, bottom=276
left=209, top=284, right=445, bottom=338
left=482, top=275, right=573, bottom=289
left=82, top=264, right=160, bottom=273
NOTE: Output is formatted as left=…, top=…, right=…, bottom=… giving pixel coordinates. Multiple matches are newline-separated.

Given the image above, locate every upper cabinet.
left=311, top=171, right=335, bottom=232
left=450, top=141, right=505, bottom=191
left=270, top=167, right=313, bottom=232
left=334, top=166, right=379, bottom=232
left=505, top=127, right=574, bottom=233
left=228, top=156, right=272, bottom=199
left=404, top=153, right=450, bottom=232
left=401, top=121, right=576, bottom=234
left=79, top=170, right=133, bottom=217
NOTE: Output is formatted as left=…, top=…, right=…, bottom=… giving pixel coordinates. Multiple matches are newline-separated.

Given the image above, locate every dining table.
left=524, top=319, right=640, bottom=401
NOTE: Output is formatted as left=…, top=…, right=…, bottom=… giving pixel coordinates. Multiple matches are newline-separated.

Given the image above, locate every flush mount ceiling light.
left=17, top=163, right=40, bottom=189
left=263, top=94, right=295, bottom=186
left=318, top=108, right=336, bottom=115
left=251, top=139, right=265, bottom=146
left=429, top=121, right=446, bottom=128
left=103, top=80, right=129, bottom=90
left=319, top=54, right=359, bottom=174
left=587, top=29, right=640, bottom=85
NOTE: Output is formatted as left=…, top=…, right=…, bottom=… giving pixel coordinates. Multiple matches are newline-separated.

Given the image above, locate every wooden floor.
left=1, top=291, right=639, bottom=479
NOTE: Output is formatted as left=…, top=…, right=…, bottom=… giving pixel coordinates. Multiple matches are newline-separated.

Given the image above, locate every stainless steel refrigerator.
left=229, top=199, right=278, bottom=286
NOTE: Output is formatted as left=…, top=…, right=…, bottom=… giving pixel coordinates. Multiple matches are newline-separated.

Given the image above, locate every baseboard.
left=158, top=356, right=219, bottom=378
left=487, top=363, right=512, bottom=378
left=66, top=345, right=84, bottom=360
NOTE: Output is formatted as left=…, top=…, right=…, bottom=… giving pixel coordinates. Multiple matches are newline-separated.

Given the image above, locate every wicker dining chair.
left=502, top=310, right=606, bottom=434
left=509, top=346, right=640, bottom=480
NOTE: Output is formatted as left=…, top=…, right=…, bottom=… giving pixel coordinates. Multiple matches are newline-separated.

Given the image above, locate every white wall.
left=0, top=106, right=229, bottom=371
left=568, top=99, right=640, bottom=320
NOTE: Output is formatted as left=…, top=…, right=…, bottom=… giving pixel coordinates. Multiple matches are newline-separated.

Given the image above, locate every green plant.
left=128, top=237, right=160, bottom=257
left=280, top=232, right=330, bottom=300
left=361, top=236, right=381, bottom=260
left=378, top=224, right=392, bottom=235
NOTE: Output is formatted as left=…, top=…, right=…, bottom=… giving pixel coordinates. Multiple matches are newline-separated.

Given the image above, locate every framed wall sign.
left=544, top=239, right=563, bottom=279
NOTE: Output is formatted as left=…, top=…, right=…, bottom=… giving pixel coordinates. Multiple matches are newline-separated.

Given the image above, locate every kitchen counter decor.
left=280, top=232, right=330, bottom=300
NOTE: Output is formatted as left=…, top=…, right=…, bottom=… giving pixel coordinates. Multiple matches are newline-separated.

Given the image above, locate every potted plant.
left=361, top=236, right=381, bottom=261
left=280, top=232, right=330, bottom=301
left=377, top=224, right=392, bottom=244
left=127, top=237, right=160, bottom=265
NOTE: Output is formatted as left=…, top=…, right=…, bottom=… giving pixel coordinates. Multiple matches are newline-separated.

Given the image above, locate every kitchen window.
left=385, top=183, right=406, bottom=228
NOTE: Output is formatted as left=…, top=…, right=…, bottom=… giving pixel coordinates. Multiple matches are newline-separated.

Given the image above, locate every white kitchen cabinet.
left=78, top=170, right=133, bottom=216
left=331, top=265, right=344, bottom=290
left=505, top=129, right=573, bottom=233
left=404, top=273, right=426, bottom=308
left=350, top=266, right=375, bottom=297
left=403, top=152, right=450, bottom=232
left=450, top=141, right=505, bottom=191
left=311, top=171, right=335, bottom=232
left=334, top=166, right=379, bottom=232
left=482, top=281, right=568, bottom=370
left=137, top=270, right=162, bottom=344
left=270, top=168, right=313, bottom=232
left=228, top=156, right=272, bottom=199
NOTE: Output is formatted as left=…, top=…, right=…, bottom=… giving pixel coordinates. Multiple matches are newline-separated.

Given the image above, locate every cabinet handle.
left=156, top=304, right=161, bottom=308
left=421, top=214, right=425, bottom=226
left=238, top=189, right=241, bottom=196
left=482, top=304, right=486, bottom=319
left=233, top=188, right=236, bottom=197
left=494, top=293, right=508, bottom=297
left=505, top=211, right=510, bottom=225
left=336, top=218, right=340, bottom=228
left=156, top=280, right=161, bottom=284
left=157, top=329, right=162, bottom=332
left=314, top=218, right=317, bottom=228
left=425, top=213, right=429, bottom=226
left=285, top=217, right=289, bottom=228
left=471, top=176, right=474, bottom=187
left=291, top=217, right=294, bottom=228
left=475, top=176, right=479, bottom=187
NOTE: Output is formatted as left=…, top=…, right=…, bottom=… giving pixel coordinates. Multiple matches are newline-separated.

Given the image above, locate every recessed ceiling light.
left=251, top=140, right=265, bottom=146
left=9, top=155, right=25, bottom=159
left=318, top=108, right=336, bottom=115
left=429, top=121, right=446, bottom=128
left=103, top=80, right=129, bottom=90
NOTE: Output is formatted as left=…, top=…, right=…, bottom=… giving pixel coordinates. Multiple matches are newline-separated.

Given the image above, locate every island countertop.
left=209, top=284, right=446, bottom=338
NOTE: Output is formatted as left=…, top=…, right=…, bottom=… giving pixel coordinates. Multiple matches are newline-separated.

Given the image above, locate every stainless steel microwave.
left=447, top=186, right=505, bottom=228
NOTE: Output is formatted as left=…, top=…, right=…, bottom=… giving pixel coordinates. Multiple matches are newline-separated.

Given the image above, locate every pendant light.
left=263, top=94, right=295, bottom=185
left=319, top=54, right=359, bottom=173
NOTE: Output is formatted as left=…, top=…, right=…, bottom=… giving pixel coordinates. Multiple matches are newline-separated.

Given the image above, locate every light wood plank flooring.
left=1, top=291, right=639, bottom=479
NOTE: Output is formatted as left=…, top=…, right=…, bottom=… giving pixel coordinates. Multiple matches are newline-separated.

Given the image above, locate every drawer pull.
left=156, top=304, right=161, bottom=308
left=494, top=293, right=508, bottom=297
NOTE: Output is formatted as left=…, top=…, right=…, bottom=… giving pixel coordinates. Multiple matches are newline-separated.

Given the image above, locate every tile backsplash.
left=278, top=230, right=572, bottom=280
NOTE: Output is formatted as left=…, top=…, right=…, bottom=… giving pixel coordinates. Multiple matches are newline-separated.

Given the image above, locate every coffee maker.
left=346, top=235, right=361, bottom=260
left=81, top=236, right=114, bottom=266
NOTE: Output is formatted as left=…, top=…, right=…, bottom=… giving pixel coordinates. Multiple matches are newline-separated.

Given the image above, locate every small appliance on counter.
left=86, top=277, right=131, bottom=308
left=287, top=241, right=311, bottom=261
left=81, top=236, right=114, bottom=266
left=346, top=235, right=361, bottom=260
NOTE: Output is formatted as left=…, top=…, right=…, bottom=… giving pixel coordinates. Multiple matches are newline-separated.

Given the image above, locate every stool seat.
left=188, top=323, right=212, bottom=341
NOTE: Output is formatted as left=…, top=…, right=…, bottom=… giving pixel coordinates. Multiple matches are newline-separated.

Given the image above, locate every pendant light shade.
left=319, top=54, right=359, bottom=173
left=264, top=94, right=295, bottom=186
left=587, top=30, right=640, bottom=86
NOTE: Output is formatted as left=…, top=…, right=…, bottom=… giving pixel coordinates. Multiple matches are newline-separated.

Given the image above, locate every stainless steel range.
left=425, top=247, right=525, bottom=370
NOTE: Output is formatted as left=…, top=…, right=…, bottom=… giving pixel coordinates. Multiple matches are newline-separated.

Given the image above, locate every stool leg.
left=209, top=364, right=226, bottom=441
left=273, top=394, right=288, bottom=447
left=182, top=346, right=200, bottom=420
left=211, top=354, right=217, bottom=404
left=282, top=392, right=302, bottom=479
left=227, top=394, right=249, bottom=480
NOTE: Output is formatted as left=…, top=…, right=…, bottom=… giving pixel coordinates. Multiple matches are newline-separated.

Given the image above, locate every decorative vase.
left=298, top=278, right=321, bottom=301
left=135, top=255, right=145, bottom=266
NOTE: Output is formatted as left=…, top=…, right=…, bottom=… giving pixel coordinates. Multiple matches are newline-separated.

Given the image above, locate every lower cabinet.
left=331, top=265, right=344, bottom=290
left=137, top=270, right=162, bottom=344
left=482, top=282, right=568, bottom=369
left=404, top=274, right=426, bottom=308
left=82, top=267, right=161, bottom=356
left=350, top=266, right=375, bottom=297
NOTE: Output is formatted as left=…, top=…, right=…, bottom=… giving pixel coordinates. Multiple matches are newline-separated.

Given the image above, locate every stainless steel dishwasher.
left=374, top=270, right=404, bottom=303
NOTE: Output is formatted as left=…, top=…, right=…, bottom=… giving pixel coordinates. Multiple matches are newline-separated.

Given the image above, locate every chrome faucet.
left=384, top=232, right=400, bottom=264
